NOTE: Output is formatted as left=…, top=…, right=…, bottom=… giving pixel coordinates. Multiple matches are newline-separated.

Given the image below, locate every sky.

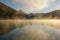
left=0, top=0, right=60, bottom=13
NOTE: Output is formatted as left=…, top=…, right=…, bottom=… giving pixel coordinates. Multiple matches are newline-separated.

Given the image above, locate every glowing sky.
left=0, top=0, right=60, bottom=13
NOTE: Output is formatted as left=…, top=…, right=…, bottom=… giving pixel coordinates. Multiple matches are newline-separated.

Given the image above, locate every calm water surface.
left=0, top=25, right=60, bottom=40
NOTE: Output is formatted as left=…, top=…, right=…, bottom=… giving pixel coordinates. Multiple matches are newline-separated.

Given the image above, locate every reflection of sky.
left=0, top=25, right=60, bottom=40
left=0, top=0, right=60, bottom=13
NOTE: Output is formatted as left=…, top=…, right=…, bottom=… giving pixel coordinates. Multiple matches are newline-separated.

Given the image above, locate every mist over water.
left=0, top=25, right=60, bottom=40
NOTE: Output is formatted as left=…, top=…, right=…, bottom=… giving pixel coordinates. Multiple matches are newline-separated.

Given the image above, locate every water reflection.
left=0, top=25, right=60, bottom=40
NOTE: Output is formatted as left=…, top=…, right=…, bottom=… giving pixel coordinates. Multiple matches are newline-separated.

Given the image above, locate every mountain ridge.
left=0, top=2, right=60, bottom=19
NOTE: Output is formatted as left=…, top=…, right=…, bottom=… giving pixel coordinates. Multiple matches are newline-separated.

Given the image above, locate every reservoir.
left=0, top=25, right=60, bottom=40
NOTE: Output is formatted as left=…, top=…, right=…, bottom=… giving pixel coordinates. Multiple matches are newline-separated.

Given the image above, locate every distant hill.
left=0, top=2, right=60, bottom=19
left=0, top=2, right=17, bottom=19
left=0, top=2, right=29, bottom=19
left=29, top=10, right=60, bottom=19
